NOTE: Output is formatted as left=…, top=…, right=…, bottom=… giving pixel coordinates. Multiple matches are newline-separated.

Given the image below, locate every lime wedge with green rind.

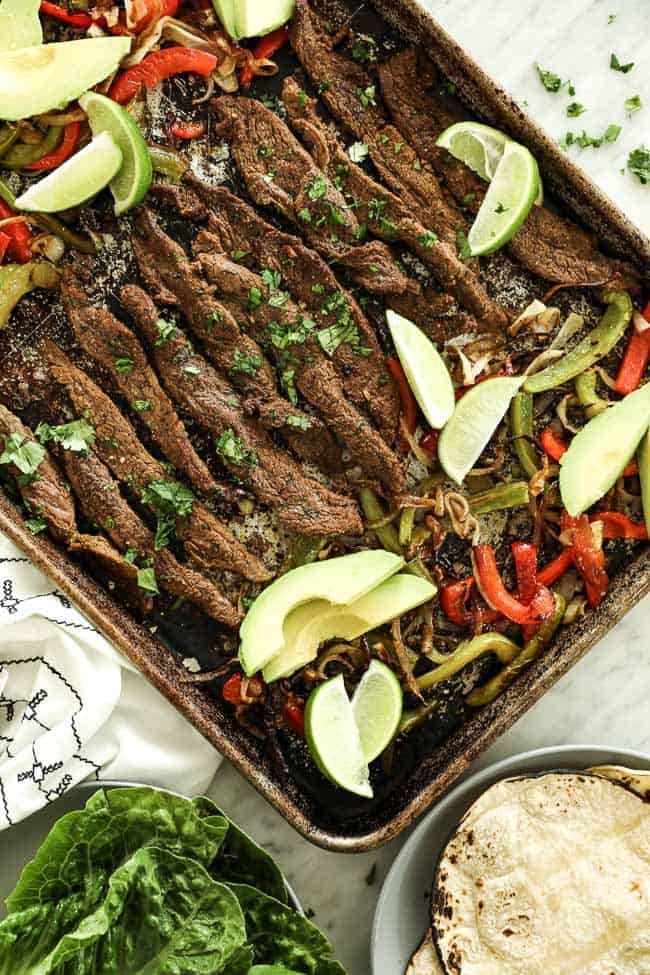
left=438, top=375, right=525, bottom=485
left=305, top=674, right=372, bottom=798
left=15, top=131, right=123, bottom=213
left=436, top=120, right=510, bottom=181
left=351, top=660, right=403, bottom=763
left=79, top=91, right=152, bottom=216
left=466, top=141, right=540, bottom=256
left=387, top=309, right=455, bottom=429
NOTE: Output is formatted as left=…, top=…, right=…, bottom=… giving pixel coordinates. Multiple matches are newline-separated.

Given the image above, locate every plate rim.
left=370, top=742, right=650, bottom=975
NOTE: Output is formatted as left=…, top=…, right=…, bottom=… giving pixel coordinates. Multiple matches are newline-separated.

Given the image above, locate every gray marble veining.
left=208, top=4, right=650, bottom=973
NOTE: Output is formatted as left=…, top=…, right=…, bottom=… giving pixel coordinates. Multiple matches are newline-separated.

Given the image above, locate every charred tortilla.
left=406, top=931, right=444, bottom=974
left=432, top=771, right=650, bottom=974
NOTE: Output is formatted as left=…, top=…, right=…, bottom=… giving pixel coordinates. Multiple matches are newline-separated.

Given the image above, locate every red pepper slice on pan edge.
left=472, top=544, right=556, bottom=626
left=561, top=512, right=609, bottom=608
left=239, top=26, right=290, bottom=90
left=0, top=200, right=33, bottom=263
left=615, top=300, right=650, bottom=395
left=109, top=48, right=218, bottom=105
left=39, top=1, right=92, bottom=28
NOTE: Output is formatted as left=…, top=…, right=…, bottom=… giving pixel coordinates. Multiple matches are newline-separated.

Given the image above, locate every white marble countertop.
left=207, top=4, right=650, bottom=973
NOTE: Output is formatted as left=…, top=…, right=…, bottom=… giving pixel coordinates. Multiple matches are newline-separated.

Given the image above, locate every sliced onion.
left=509, top=299, right=547, bottom=336
left=550, top=311, right=585, bottom=350
left=634, top=309, right=650, bottom=334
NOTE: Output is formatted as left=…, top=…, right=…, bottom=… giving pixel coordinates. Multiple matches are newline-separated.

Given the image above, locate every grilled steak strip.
left=282, top=77, right=484, bottom=341
left=61, top=269, right=220, bottom=498
left=214, top=94, right=464, bottom=331
left=0, top=404, right=149, bottom=611
left=63, top=450, right=242, bottom=628
left=162, top=177, right=401, bottom=443
left=378, top=48, right=640, bottom=291
left=131, top=211, right=338, bottom=474
left=121, top=284, right=364, bottom=537
left=43, top=341, right=270, bottom=583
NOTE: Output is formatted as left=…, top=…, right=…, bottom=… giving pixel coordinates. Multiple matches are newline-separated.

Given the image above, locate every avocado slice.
left=0, top=0, right=42, bottom=53
left=638, top=430, right=650, bottom=539
left=211, top=0, right=238, bottom=39
left=234, top=0, right=295, bottom=40
left=559, top=381, right=650, bottom=515
left=239, top=551, right=404, bottom=676
left=263, top=573, right=437, bottom=682
left=0, top=36, right=131, bottom=122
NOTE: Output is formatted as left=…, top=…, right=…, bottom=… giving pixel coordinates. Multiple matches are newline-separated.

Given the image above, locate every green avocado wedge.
left=559, top=381, right=650, bottom=515
left=638, top=430, right=650, bottom=539
left=212, top=0, right=294, bottom=40
left=0, top=36, right=131, bottom=121
left=239, top=550, right=404, bottom=676
left=263, top=573, right=436, bottom=682
left=0, top=0, right=42, bottom=53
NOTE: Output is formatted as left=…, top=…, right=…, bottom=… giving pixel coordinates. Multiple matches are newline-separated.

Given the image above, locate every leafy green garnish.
left=351, top=36, right=377, bottom=63
left=628, top=144, right=650, bottom=183
left=307, top=176, right=328, bottom=201
left=536, top=64, right=564, bottom=92
left=133, top=400, right=152, bottom=412
left=24, top=516, right=47, bottom=534
left=561, top=125, right=621, bottom=149
left=137, top=566, right=159, bottom=594
left=36, top=419, right=95, bottom=453
left=567, top=102, right=586, bottom=117
left=0, top=432, right=45, bottom=477
left=154, top=318, right=177, bottom=346
left=456, top=230, right=472, bottom=259
left=286, top=415, right=312, bottom=430
left=625, top=94, right=642, bottom=115
left=215, top=430, right=258, bottom=469
left=611, top=51, right=634, bottom=73
left=348, top=141, right=369, bottom=163
left=140, top=478, right=194, bottom=551
left=417, top=230, right=438, bottom=248
left=356, top=84, right=377, bottom=108
left=231, top=350, right=262, bottom=376
left=114, top=356, right=134, bottom=374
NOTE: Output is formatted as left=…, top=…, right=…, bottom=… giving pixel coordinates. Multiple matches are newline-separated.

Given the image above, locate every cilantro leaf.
left=0, top=433, right=45, bottom=476
left=611, top=52, right=634, bottom=73
left=348, top=141, right=369, bottom=163
left=628, top=144, right=650, bottom=183
left=36, top=419, right=95, bottom=453
left=536, top=64, right=564, bottom=92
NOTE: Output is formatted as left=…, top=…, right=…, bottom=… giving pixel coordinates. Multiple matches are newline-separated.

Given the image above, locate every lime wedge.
left=387, top=309, right=455, bottom=429
left=305, top=675, right=372, bottom=798
left=466, top=141, right=540, bottom=256
left=351, top=660, right=403, bottom=763
left=79, top=91, right=152, bottom=216
left=15, top=131, right=123, bottom=213
left=436, top=120, right=510, bottom=181
left=438, top=376, right=524, bottom=485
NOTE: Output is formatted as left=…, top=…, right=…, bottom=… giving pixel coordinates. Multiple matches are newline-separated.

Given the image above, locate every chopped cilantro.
left=311, top=283, right=325, bottom=294
left=495, top=202, right=509, bottom=214
left=611, top=52, right=634, bottom=73
left=536, top=64, right=564, bottom=92
left=36, top=419, right=95, bottom=453
left=317, top=321, right=360, bottom=356
left=257, top=145, right=274, bottom=157
left=286, top=415, right=312, bottom=430
left=355, top=223, right=368, bottom=241
left=133, top=400, right=152, bottom=412
left=260, top=94, right=280, bottom=110
left=456, top=230, right=472, bottom=260
left=154, top=318, right=176, bottom=346
left=368, top=197, right=388, bottom=220
left=0, top=433, right=45, bottom=477
left=269, top=291, right=290, bottom=308
left=261, top=268, right=282, bottom=292
left=378, top=133, right=390, bottom=145
left=418, top=230, right=438, bottom=248
left=379, top=217, right=397, bottom=238
left=461, top=192, right=475, bottom=207
left=263, top=171, right=276, bottom=184
left=628, top=145, right=650, bottom=183
left=141, top=478, right=194, bottom=551
left=137, top=567, right=159, bottom=595
left=297, top=89, right=308, bottom=108
left=561, top=125, right=621, bottom=149
left=231, top=250, right=250, bottom=261
left=183, top=364, right=201, bottom=376
left=608, top=13, right=616, bottom=23
left=351, top=37, right=377, bottom=63
left=356, top=84, right=377, bottom=108
left=104, top=516, right=115, bottom=530
left=215, top=429, right=258, bottom=468
left=348, top=141, right=369, bottom=163
left=25, top=516, right=47, bottom=534
left=298, top=207, right=312, bottom=222
left=249, top=287, right=263, bottom=309
left=281, top=368, right=298, bottom=405
left=267, top=314, right=315, bottom=350
left=114, top=356, right=134, bottom=374
left=567, top=102, right=586, bottom=117
left=442, top=80, right=456, bottom=96
left=307, top=176, right=329, bottom=201
left=625, top=94, right=642, bottom=116
left=318, top=80, right=331, bottom=93
left=125, top=548, right=138, bottom=564
left=231, top=350, right=262, bottom=376
left=413, top=158, right=422, bottom=172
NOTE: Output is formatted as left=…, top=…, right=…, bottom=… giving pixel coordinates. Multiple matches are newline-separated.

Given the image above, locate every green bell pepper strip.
left=574, top=368, right=609, bottom=417
left=510, top=391, right=540, bottom=478
left=523, top=291, right=633, bottom=394
left=0, top=262, right=58, bottom=328
left=398, top=700, right=437, bottom=735
left=0, top=125, right=19, bottom=159
left=1, top=126, right=64, bottom=169
left=0, top=177, right=16, bottom=207
left=469, top=480, right=530, bottom=515
left=399, top=506, right=416, bottom=547
left=148, top=144, right=189, bottom=182
left=359, top=487, right=402, bottom=555
left=466, top=592, right=565, bottom=707
left=416, top=632, right=521, bottom=691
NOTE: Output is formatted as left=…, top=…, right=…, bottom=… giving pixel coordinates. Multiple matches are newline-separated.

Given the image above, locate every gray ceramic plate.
left=0, top=779, right=302, bottom=919
left=370, top=744, right=650, bottom=975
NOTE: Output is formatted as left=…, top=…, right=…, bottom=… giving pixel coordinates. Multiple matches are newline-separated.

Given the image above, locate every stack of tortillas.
left=407, top=766, right=650, bottom=974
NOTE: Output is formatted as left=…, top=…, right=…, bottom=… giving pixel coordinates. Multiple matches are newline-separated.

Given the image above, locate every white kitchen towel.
left=0, top=533, right=222, bottom=830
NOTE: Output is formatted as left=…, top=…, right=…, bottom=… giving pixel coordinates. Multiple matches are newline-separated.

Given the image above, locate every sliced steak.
left=64, top=450, right=241, bottom=627
left=68, top=533, right=152, bottom=614
left=121, top=284, right=363, bottom=537
left=378, top=47, right=641, bottom=291
left=131, top=209, right=336, bottom=473
left=157, top=178, right=401, bottom=443
left=43, top=341, right=269, bottom=582
left=288, top=6, right=508, bottom=327
left=61, top=269, right=219, bottom=497
left=0, top=403, right=76, bottom=543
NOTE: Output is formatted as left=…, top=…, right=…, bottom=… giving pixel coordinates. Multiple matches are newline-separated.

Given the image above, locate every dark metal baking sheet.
left=0, top=0, right=648, bottom=852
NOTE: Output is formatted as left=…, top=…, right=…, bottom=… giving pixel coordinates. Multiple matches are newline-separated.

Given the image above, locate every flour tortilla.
left=406, top=931, right=444, bottom=974
left=432, top=771, right=650, bottom=975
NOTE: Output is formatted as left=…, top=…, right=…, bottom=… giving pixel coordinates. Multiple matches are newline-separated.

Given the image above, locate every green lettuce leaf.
left=0, top=848, right=246, bottom=975
left=227, top=884, right=346, bottom=975
left=7, top=788, right=228, bottom=914
left=193, top=797, right=287, bottom=904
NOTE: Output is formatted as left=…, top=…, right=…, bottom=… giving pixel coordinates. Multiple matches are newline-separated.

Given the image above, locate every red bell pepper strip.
left=130, top=0, right=180, bottom=32
left=222, top=673, right=243, bottom=705
left=561, top=512, right=609, bottom=608
left=591, top=511, right=648, bottom=540
left=540, top=427, right=567, bottom=462
left=24, top=121, right=81, bottom=172
left=615, top=301, right=650, bottom=394
left=170, top=120, right=205, bottom=140
left=419, top=429, right=439, bottom=456
left=387, top=357, right=417, bottom=451
left=0, top=232, right=10, bottom=264
left=283, top=702, right=305, bottom=737
left=512, top=542, right=538, bottom=605
left=473, top=544, right=555, bottom=625
left=440, top=578, right=474, bottom=627
left=537, top=548, right=574, bottom=586
left=109, top=48, right=218, bottom=104
left=0, top=200, right=32, bottom=263
left=40, top=1, right=92, bottom=27
left=239, top=26, right=290, bottom=89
